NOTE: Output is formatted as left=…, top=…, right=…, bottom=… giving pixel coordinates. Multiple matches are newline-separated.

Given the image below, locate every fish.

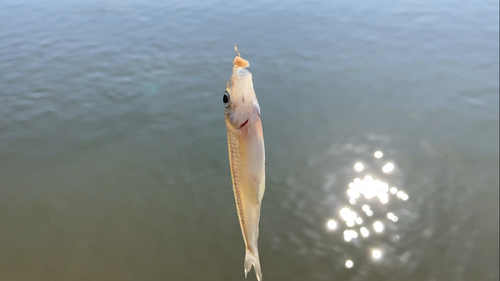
left=223, top=45, right=265, bottom=281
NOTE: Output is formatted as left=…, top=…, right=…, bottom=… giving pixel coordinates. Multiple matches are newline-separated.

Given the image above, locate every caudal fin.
left=244, top=248, right=262, bottom=281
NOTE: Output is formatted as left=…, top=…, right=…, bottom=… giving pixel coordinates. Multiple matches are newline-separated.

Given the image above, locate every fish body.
left=223, top=46, right=265, bottom=281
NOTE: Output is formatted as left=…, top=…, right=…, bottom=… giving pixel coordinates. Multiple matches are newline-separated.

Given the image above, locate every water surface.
left=0, top=0, right=498, bottom=280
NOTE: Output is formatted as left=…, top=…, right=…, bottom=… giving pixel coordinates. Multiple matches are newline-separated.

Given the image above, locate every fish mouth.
left=237, top=118, right=249, bottom=129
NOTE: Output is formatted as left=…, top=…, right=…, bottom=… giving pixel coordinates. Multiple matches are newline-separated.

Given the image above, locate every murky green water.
left=0, top=0, right=498, bottom=280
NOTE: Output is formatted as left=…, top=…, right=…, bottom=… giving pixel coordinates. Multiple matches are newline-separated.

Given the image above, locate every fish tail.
left=244, top=247, right=262, bottom=281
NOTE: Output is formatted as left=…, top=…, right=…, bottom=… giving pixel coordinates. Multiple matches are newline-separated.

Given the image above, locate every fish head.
left=223, top=54, right=260, bottom=130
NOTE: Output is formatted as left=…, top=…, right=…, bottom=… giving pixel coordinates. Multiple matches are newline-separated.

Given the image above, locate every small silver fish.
left=223, top=45, right=265, bottom=281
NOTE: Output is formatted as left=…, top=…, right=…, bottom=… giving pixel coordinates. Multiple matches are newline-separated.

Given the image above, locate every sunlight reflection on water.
left=372, top=249, right=383, bottom=259
left=325, top=150, right=412, bottom=269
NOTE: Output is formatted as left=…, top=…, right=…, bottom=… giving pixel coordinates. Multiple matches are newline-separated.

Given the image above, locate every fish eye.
left=223, top=91, right=230, bottom=107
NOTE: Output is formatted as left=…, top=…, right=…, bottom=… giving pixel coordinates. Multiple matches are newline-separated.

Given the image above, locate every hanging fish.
left=223, top=45, right=265, bottom=281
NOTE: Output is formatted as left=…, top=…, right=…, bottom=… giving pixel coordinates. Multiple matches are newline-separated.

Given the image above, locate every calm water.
left=0, top=0, right=498, bottom=280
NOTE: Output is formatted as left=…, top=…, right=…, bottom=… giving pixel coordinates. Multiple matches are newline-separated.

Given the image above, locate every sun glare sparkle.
left=345, top=260, right=354, bottom=268
left=372, top=249, right=382, bottom=259
left=397, top=191, right=409, bottom=201
left=374, top=151, right=383, bottom=158
left=354, top=163, right=364, bottom=171
left=355, top=217, right=363, bottom=225
left=387, top=212, right=399, bottom=222
left=340, top=208, right=352, bottom=219
left=360, top=227, right=370, bottom=237
left=373, top=221, right=384, bottom=233
left=382, top=163, right=394, bottom=173
left=347, top=189, right=360, bottom=199
left=327, top=220, right=337, bottom=230
left=378, top=193, right=389, bottom=204
left=343, top=230, right=358, bottom=242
